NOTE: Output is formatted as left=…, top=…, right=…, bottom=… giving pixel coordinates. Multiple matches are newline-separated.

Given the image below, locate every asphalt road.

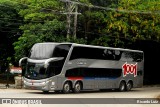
left=0, top=87, right=160, bottom=107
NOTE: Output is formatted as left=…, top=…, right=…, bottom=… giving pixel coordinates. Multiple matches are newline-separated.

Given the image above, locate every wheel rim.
left=75, top=83, right=81, bottom=92
left=127, top=83, right=132, bottom=91
left=119, top=82, right=125, bottom=91
left=74, top=82, right=81, bottom=93
left=121, top=84, right=125, bottom=91
left=64, top=83, right=70, bottom=93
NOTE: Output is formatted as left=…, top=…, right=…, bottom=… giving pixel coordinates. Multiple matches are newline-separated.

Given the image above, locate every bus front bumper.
left=23, top=80, right=56, bottom=91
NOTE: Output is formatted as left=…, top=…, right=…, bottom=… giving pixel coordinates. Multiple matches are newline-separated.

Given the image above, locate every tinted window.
left=70, top=47, right=102, bottom=60
left=47, top=60, right=64, bottom=76
left=30, top=44, right=56, bottom=59
left=65, top=68, right=122, bottom=78
left=103, top=49, right=122, bottom=60
left=70, top=47, right=122, bottom=60
left=120, top=51, right=143, bottom=62
left=132, top=52, right=143, bottom=62
left=52, top=44, right=71, bottom=58
left=25, top=61, right=64, bottom=80
left=29, top=44, right=71, bottom=59
left=70, top=46, right=143, bottom=62
left=25, top=63, right=48, bottom=80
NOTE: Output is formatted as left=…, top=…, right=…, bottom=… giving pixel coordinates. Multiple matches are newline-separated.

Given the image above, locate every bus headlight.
left=41, top=82, right=46, bottom=85
left=23, top=80, right=26, bottom=84
left=51, top=82, right=55, bottom=85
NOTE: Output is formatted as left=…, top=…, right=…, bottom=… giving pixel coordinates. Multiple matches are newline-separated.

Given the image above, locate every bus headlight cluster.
left=23, top=80, right=27, bottom=85
left=51, top=82, right=55, bottom=85
left=41, top=82, right=46, bottom=85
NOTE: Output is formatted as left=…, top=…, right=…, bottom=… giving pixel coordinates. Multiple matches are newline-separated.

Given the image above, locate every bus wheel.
left=63, top=82, right=71, bottom=93
left=119, top=81, right=126, bottom=92
left=126, top=82, right=133, bottom=91
left=43, top=91, right=49, bottom=94
left=73, top=82, right=82, bottom=93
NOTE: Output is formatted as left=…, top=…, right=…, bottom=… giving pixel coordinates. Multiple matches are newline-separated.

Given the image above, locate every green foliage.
left=91, top=35, right=109, bottom=46
left=100, top=0, right=160, bottom=47
left=14, top=21, right=66, bottom=60
left=78, top=0, right=160, bottom=48
left=0, top=0, right=160, bottom=65
left=0, top=0, right=22, bottom=67
left=13, top=0, right=66, bottom=61
left=67, top=37, right=87, bottom=44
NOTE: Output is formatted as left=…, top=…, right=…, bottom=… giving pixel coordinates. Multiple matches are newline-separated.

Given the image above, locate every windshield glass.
left=29, top=43, right=56, bottom=59
left=25, top=60, right=63, bottom=80
left=25, top=63, right=47, bottom=79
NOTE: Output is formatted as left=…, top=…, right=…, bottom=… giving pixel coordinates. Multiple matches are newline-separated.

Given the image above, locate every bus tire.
left=73, top=82, right=82, bottom=93
left=126, top=81, right=133, bottom=91
left=63, top=82, right=71, bottom=94
left=119, top=81, right=126, bottom=92
left=54, top=90, right=61, bottom=93
left=43, top=91, right=49, bottom=94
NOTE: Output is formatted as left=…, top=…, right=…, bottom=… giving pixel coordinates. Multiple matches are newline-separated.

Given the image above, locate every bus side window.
left=121, top=52, right=143, bottom=62
left=53, top=44, right=71, bottom=58
left=103, top=49, right=118, bottom=60
left=114, top=50, right=122, bottom=60
left=120, top=51, right=131, bottom=62
left=133, top=53, right=143, bottom=62
left=103, top=49, right=122, bottom=60
left=69, top=47, right=79, bottom=60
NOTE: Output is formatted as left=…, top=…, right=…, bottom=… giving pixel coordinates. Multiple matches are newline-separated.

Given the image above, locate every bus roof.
left=73, top=43, right=143, bottom=53
left=35, top=42, right=143, bottom=53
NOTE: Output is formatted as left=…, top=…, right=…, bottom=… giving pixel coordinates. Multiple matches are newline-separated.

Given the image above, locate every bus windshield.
left=25, top=60, right=64, bottom=80
left=25, top=63, right=48, bottom=80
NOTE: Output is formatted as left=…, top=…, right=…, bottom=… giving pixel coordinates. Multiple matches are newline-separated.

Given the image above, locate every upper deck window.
left=70, top=46, right=143, bottom=62
left=69, top=46, right=122, bottom=60
left=52, top=44, right=71, bottom=58
left=29, top=44, right=56, bottom=59
left=29, top=44, right=71, bottom=59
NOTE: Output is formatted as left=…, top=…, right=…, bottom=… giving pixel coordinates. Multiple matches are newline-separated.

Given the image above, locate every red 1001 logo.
left=122, top=62, right=137, bottom=77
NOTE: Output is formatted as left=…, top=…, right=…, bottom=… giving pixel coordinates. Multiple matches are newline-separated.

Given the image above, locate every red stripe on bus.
left=67, top=77, right=83, bottom=80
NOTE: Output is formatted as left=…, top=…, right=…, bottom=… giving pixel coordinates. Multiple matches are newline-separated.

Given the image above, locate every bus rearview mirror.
left=19, top=57, right=28, bottom=66
left=44, top=57, right=64, bottom=68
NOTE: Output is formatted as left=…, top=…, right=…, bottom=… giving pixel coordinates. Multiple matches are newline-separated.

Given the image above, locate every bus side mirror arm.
left=44, top=57, right=64, bottom=68
left=19, top=57, right=28, bottom=67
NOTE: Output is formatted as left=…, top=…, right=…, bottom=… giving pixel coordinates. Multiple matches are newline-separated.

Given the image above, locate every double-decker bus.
left=19, top=42, right=144, bottom=93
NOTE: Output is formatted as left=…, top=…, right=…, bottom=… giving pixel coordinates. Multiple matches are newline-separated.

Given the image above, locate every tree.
left=13, top=0, right=66, bottom=61
left=79, top=0, right=160, bottom=48
left=13, top=0, right=87, bottom=61
left=102, top=0, right=160, bottom=47
left=0, top=0, right=22, bottom=71
left=77, top=0, right=117, bottom=46
left=12, top=0, right=160, bottom=61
